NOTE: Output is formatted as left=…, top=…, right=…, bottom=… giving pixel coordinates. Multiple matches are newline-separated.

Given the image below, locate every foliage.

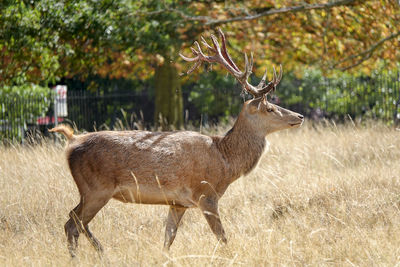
left=1, top=0, right=399, bottom=130
left=0, top=0, right=201, bottom=86
left=2, top=0, right=399, bottom=86
left=278, top=68, right=400, bottom=121
left=182, top=67, right=400, bottom=124
left=320, top=70, right=400, bottom=121
left=183, top=71, right=242, bottom=124
left=183, top=0, right=400, bottom=74
left=0, top=84, right=53, bottom=141
left=0, top=0, right=131, bottom=85
left=0, top=84, right=52, bottom=121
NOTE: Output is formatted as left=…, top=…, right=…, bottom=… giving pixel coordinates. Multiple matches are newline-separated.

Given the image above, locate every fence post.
left=395, top=70, right=400, bottom=126
left=54, top=95, right=58, bottom=127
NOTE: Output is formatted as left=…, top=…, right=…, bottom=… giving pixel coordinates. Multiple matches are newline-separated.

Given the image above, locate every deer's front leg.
left=164, top=206, right=187, bottom=250
left=198, top=197, right=227, bottom=243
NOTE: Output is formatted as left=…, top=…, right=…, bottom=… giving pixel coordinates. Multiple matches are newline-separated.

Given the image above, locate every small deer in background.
left=50, top=29, right=303, bottom=257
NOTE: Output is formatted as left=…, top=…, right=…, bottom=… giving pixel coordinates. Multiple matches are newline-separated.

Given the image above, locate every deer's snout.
left=288, top=112, right=304, bottom=128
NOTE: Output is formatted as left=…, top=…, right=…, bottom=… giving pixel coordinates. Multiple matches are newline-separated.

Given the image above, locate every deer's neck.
left=217, top=116, right=267, bottom=182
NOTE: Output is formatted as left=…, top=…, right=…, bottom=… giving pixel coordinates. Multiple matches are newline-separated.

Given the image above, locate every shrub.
left=0, top=84, right=53, bottom=142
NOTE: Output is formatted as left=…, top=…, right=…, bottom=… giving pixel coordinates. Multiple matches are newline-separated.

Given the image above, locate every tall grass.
left=1, top=122, right=399, bottom=266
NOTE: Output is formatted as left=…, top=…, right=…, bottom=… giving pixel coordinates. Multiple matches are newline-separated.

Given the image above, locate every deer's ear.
left=262, top=95, right=268, bottom=105
left=246, top=98, right=262, bottom=114
left=248, top=104, right=258, bottom=114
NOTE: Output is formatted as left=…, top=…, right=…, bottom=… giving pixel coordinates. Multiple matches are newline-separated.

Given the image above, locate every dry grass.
left=1, top=122, right=400, bottom=266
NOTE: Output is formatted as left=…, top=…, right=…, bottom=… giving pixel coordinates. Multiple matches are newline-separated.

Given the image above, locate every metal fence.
left=65, top=91, right=154, bottom=130
left=1, top=71, right=400, bottom=143
left=0, top=92, right=53, bottom=143
left=312, top=72, right=400, bottom=122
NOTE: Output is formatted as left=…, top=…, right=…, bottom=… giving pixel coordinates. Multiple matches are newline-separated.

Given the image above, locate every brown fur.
left=51, top=97, right=303, bottom=256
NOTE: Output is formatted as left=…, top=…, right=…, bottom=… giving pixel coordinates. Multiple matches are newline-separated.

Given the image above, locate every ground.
left=0, top=121, right=399, bottom=266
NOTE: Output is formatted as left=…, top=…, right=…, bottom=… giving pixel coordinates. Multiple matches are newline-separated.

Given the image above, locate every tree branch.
left=332, top=30, right=400, bottom=71
left=136, top=0, right=356, bottom=26
left=200, top=0, right=355, bottom=26
left=135, top=8, right=209, bottom=22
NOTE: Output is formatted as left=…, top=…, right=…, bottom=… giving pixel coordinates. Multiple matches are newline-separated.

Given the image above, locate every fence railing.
left=277, top=70, right=400, bottom=122
left=0, top=92, right=53, bottom=143
left=65, top=91, right=154, bottom=131
left=1, top=71, right=400, bottom=143
left=315, top=72, right=400, bottom=121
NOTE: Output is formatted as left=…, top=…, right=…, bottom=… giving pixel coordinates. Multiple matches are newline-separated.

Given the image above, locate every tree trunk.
left=154, top=61, right=183, bottom=130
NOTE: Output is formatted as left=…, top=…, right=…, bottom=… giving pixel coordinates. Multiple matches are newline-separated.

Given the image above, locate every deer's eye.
left=266, top=107, right=274, bottom=112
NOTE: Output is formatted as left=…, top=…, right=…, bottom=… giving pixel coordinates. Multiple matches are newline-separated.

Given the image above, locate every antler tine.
left=217, top=28, right=240, bottom=72
left=179, top=42, right=201, bottom=63
left=248, top=52, right=254, bottom=79
left=257, top=68, right=268, bottom=89
left=180, top=29, right=284, bottom=98
left=250, top=52, right=254, bottom=74
left=271, top=64, right=283, bottom=86
left=258, top=64, right=283, bottom=94
left=210, top=34, right=221, bottom=54
left=190, top=47, right=198, bottom=56
left=194, top=41, right=208, bottom=59
left=241, top=52, right=253, bottom=80
left=243, top=53, right=249, bottom=78
left=201, top=36, right=216, bottom=52
left=179, top=42, right=205, bottom=74
left=272, top=66, right=277, bottom=84
left=179, top=52, right=198, bottom=62
left=277, top=64, right=283, bottom=84
left=179, top=48, right=202, bottom=74
left=186, top=60, right=202, bottom=74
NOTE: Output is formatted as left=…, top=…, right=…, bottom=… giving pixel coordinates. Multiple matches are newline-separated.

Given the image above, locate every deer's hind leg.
left=65, top=202, right=82, bottom=256
left=65, top=191, right=112, bottom=257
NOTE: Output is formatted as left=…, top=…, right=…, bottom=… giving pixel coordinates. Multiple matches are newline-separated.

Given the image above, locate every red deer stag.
left=50, top=29, right=304, bottom=257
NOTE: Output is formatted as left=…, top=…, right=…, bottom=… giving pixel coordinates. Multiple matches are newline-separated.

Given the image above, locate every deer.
left=50, top=29, right=304, bottom=257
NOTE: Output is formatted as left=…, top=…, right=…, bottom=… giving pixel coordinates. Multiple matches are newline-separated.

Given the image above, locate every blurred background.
left=1, top=0, right=399, bottom=143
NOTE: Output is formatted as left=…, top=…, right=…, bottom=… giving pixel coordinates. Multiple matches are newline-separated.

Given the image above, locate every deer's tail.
left=49, top=125, right=75, bottom=140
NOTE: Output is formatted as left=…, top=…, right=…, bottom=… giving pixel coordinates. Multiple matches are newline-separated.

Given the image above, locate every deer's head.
left=180, top=29, right=304, bottom=135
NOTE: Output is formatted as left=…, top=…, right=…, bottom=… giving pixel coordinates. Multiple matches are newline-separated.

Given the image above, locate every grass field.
left=1, top=122, right=400, bottom=266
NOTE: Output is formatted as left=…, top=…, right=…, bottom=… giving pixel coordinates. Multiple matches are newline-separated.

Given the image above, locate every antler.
left=180, top=28, right=283, bottom=98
